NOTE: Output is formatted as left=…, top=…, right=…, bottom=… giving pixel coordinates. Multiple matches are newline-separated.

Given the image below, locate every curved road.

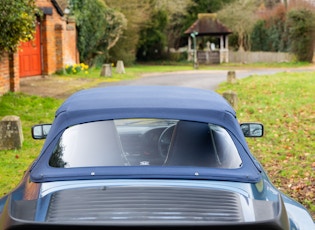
left=99, top=68, right=313, bottom=90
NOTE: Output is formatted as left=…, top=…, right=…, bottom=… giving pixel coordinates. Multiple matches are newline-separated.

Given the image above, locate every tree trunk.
left=8, top=51, right=15, bottom=92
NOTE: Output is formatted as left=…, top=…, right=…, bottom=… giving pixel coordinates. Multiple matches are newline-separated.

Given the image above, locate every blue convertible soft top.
left=56, top=85, right=236, bottom=122
left=31, top=86, right=262, bottom=183
left=58, top=85, right=234, bottom=112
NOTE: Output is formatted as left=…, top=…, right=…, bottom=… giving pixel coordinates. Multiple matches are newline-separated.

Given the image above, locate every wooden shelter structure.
left=184, top=13, right=232, bottom=64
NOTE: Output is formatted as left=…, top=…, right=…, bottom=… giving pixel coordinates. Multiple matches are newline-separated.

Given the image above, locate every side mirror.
left=240, top=123, right=264, bottom=137
left=32, top=124, right=52, bottom=139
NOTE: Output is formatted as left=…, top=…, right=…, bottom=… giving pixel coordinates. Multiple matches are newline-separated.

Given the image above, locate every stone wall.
left=229, top=51, right=294, bottom=63
left=0, top=53, right=20, bottom=95
left=0, top=53, right=10, bottom=95
left=37, top=0, right=78, bottom=75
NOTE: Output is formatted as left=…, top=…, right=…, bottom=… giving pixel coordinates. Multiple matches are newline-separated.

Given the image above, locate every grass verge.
left=0, top=93, right=62, bottom=194
left=217, top=71, right=315, bottom=218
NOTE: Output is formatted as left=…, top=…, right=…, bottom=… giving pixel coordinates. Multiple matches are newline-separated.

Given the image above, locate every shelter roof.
left=184, top=13, right=232, bottom=36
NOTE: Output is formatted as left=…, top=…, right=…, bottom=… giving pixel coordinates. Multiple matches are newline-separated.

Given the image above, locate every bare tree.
left=154, top=0, right=191, bottom=14
left=217, top=0, right=259, bottom=51
left=104, top=0, right=151, bottom=64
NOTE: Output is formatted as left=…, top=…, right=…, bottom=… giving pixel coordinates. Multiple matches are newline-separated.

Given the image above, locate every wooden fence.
left=229, top=51, right=294, bottom=63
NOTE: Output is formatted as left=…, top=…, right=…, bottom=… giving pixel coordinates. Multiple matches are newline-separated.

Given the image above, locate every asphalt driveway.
left=98, top=69, right=287, bottom=90
left=20, top=66, right=315, bottom=99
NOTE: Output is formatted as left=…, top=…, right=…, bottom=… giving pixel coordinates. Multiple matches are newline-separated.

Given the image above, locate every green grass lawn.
left=61, top=61, right=313, bottom=80
left=0, top=63, right=314, bottom=218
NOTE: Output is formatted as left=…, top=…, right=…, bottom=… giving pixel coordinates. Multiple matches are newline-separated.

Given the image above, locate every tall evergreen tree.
left=251, top=20, right=269, bottom=51
left=287, top=8, right=315, bottom=62
left=71, top=0, right=126, bottom=65
left=251, top=4, right=289, bottom=52
left=136, top=9, right=168, bottom=61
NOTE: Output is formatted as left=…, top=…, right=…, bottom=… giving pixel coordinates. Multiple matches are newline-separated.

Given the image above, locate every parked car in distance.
left=0, top=86, right=314, bottom=229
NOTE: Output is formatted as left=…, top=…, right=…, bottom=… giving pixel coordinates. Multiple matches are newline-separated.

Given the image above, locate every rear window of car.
left=49, top=119, right=242, bottom=169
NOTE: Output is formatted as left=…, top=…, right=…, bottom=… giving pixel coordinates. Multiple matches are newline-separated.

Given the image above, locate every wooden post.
left=223, top=91, right=238, bottom=108
left=227, top=71, right=237, bottom=84
left=100, top=64, right=112, bottom=77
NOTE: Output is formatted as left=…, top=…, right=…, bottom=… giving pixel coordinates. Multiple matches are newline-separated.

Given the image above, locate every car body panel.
left=0, top=174, right=291, bottom=229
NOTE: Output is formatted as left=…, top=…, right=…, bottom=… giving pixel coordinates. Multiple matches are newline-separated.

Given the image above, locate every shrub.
left=251, top=4, right=289, bottom=52
left=65, top=63, right=89, bottom=74
left=0, top=0, right=40, bottom=53
left=287, top=9, right=315, bottom=62
left=71, top=0, right=126, bottom=65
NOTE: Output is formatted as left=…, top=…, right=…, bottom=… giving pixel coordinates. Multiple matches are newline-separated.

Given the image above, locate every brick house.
left=0, top=0, right=78, bottom=95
